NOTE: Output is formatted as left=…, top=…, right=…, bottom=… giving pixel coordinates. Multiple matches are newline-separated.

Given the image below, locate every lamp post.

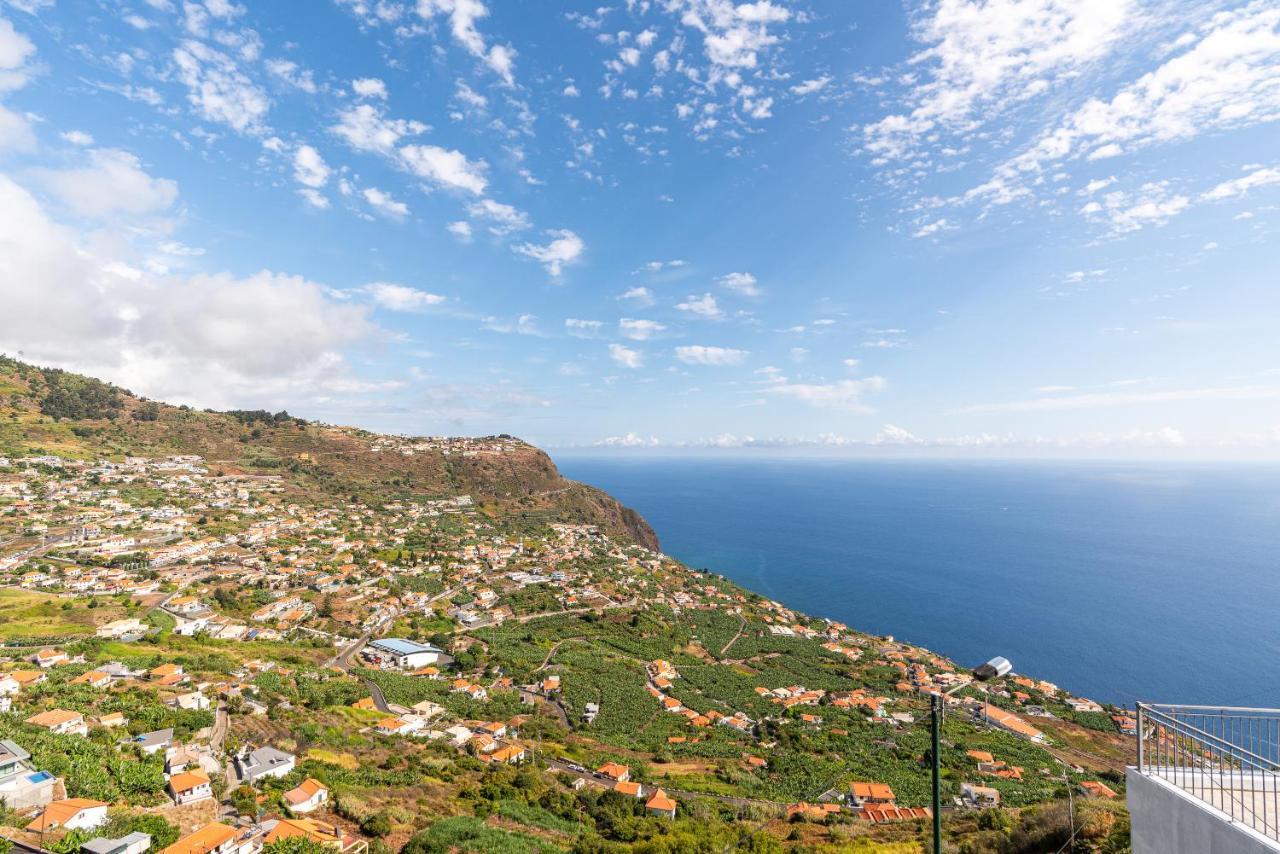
left=931, top=656, right=1012, bottom=854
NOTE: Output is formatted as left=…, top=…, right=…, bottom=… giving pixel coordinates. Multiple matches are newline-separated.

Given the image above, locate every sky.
left=1, top=0, right=1279, bottom=457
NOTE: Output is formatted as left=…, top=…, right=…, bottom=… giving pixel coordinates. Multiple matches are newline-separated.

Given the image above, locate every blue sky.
left=1, top=0, right=1279, bottom=456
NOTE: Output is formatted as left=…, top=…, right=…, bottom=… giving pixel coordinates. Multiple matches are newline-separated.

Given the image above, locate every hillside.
left=0, top=356, right=657, bottom=550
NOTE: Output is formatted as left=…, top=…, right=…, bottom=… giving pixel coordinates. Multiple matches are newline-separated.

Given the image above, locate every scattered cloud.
left=619, top=318, right=666, bottom=340
left=676, top=292, right=721, bottom=318
left=718, top=271, right=761, bottom=296
left=513, top=229, right=585, bottom=276
left=364, top=281, right=445, bottom=311
left=675, top=345, right=748, bottom=366
left=609, top=342, right=643, bottom=368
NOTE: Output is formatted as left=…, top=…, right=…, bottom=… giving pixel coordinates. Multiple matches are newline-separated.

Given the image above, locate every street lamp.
left=930, top=656, right=1012, bottom=853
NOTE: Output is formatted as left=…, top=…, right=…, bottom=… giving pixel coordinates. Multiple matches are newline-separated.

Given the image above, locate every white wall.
left=1127, top=768, right=1280, bottom=854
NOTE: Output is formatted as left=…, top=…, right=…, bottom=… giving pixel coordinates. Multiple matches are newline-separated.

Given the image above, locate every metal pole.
left=932, top=692, right=943, bottom=853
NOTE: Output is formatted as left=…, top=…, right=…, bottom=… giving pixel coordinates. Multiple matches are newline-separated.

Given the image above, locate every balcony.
left=1128, top=703, right=1280, bottom=853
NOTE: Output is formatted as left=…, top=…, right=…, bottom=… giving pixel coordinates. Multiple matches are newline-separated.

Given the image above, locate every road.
left=210, top=701, right=229, bottom=753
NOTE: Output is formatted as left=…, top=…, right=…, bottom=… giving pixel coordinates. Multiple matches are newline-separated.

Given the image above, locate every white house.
left=366, top=638, right=443, bottom=670
left=168, top=769, right=213, bottom=805
left=234, top=746, right=296, bottom=783
left=26, top=798, right=109, bottom=833
left=282, top=778, right=329, bottom=814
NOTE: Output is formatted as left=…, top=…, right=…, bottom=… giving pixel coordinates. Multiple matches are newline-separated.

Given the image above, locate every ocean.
left=556, top=457, right=1280, bottom=708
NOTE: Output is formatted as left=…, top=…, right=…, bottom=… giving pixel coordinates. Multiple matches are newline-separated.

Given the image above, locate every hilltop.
left=0, top=356, right=657, bottom=550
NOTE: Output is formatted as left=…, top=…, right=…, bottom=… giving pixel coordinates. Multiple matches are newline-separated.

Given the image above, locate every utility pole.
left=932, top=692, right=943, bottom=854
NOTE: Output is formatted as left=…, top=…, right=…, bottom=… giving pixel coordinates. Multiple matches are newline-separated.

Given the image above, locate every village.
left=1, top=449, right=1132, bottom=853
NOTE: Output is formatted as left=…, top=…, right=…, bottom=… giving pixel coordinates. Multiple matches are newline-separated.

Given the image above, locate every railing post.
left=1136, top=704, right=1144, bottom=771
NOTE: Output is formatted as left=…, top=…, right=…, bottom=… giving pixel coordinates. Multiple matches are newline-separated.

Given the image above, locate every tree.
left=99, top=812, right=181, bottom=850
left=263, top=838, right=334, bottom=854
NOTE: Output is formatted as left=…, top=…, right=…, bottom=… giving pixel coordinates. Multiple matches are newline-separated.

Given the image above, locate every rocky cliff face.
left=0, top=357, right=660, bottom=549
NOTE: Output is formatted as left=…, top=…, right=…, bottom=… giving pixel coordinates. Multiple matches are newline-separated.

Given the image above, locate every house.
left=96, top=618, right=147, bottom=639
left=962, top=782, right=1001, bottom=807
left=0, top=738, right=58, bottom=809
left=262, top=818, right=367, bottom=854
left=234, top=746, right=296, bottom=783
left=613, top=780, right=643, bottom=798
left=168, top=769, right=213, bottom=805
left=162, top=823, right=240, bottom=854
left=10, top=670, right=47, bottom=688
left=365, top=638, right=443, bottom=670
left=0, top=674, right=18, bottom=696
left=96, top=712, right=128, bottom=729
left=848, top=782, right=895, bottom=808
left=33, top=648, right=70, bottom=669
left=1079, top=780, right=1119, bottom=799
left=72, top=670, right=113, bottom=688
left=82, top=831, right=153, bottom=854
left=283, top=778, right=329, bottom=814
left=375, top=716, right=424, bottom=737
left=26, top=798, right=109, bottom=832
left=149, top=663, right=185, bottom=682
left=484, top=743, right=526, bottom=765
left=596, top=762, right=630, bottom=782
left=134, top=729, right=174, bottom=755
left=26, top=709, right=88, bottom=736
left=169, top=691, right=211, bottom=711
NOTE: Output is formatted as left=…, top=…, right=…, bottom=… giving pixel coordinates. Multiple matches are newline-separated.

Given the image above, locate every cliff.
left=0, top=356, right=659, bottom=550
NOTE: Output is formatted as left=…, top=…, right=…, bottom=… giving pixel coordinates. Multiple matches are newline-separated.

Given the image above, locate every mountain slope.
left=0, top=356, right=658, bottom=549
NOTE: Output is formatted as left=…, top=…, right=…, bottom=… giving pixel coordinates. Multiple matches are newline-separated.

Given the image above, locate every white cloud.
left=352, top=77, right=388, bottom=99
left=791, top=75, right=831, bottom=96
left=718, top=271, right=761, bottom=296
left=957, top=384, right=1280, bottom=414
left=466, top=197, right=528, bottom=233
left=446, top=220, right=472, bottom=240
left=861, top=0, right=1133, bottom=162
left=594, top=432, right=660, bottom=448
left=298, top=188, right=329, bottom=210
left=609, top=343, right=644, bottom=368
left=1080, top=182, right=1189, bottom=233
left=398, top=144, right=488, bottom=194
left=36, top=148, right=178, bottom=218
left=618, top=318, right=666, bottom=340
left=1201, top=166, right=1280, bottom=201
left=0, top=16, right=36, bottom=92
left=363, top=186, right=410, bottom=219
left=60, top=130, right=94, bottom=146
left=0, top=175, right=378, bottom=407
left=293, top=144, right=330, bottom=188
left=453, top=79, right=488, bottom=109
left=172, top=40, right=270, bottom=134
left=331, top=104, right=427, bottom=154
left=675, top=345, right=748, bottom=365
left=265, top=58, right=317, bottom=94
left=513, top=229, right=584, bottom=277
left=619, top=286, right=655, bottom=306
left=676, top=292, right=721, bottom=318
left=364, top=281, right=445, bottom=311
left=0, top=16, right=35, bottom=150
left=565, top=318, right=604, bottom=337
left=417, top=0, right=517, bottom=85
left=764, top=376, right=887, bottom=411
left=969, top=3, right=1280, bottom=204
left=913, top=217, right=954, bottom=238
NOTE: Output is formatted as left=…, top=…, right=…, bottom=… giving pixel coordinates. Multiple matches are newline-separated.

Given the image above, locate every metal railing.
left=1136, top=703, right=1280, bottom=843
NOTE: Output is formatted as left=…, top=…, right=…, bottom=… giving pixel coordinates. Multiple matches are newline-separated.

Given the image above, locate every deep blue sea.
left=557, top=458, right=1280, bottom=708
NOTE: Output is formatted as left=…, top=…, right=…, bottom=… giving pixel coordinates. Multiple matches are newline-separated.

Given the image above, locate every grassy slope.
left=0, top=357, right=657, bottom=549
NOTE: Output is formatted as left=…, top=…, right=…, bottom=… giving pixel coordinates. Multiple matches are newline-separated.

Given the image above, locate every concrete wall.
left=1127, top=767, right=1280, bottom=854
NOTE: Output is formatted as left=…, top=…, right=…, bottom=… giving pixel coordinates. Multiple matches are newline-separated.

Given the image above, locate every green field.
left=0, top=588, right=99, bottom=640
